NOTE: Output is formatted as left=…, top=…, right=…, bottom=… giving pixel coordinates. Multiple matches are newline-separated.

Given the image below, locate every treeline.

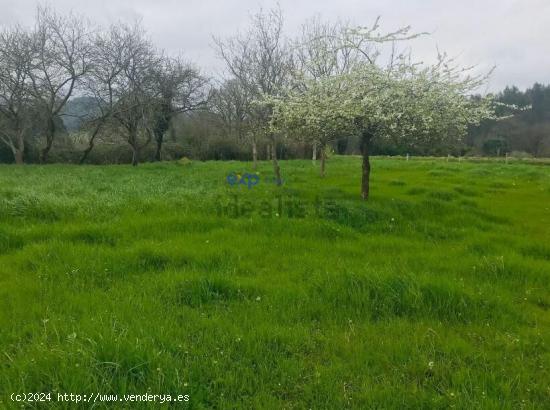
left=0, top=6, right=208, bottom=165
left=467, top=84, right=550, bottom=157
left=0, top=6, right=547, bottom=166
left=0, top=7, right=324, bottom=165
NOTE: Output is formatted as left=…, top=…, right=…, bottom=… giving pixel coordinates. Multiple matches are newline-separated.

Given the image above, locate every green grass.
left=0, top=156, right=549, bottom=409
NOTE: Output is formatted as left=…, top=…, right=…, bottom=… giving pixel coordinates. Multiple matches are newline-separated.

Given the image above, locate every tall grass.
left=0, top=156, right=549, bottom=408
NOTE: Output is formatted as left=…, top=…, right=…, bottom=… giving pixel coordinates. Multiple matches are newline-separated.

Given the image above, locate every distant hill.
left=61, top=97, right=100, bottom=132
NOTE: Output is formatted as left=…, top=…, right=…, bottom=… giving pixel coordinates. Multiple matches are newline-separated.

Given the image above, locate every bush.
left=509, top=151, right=533, bottom=159
left=0, top=144, right=14, bottom=163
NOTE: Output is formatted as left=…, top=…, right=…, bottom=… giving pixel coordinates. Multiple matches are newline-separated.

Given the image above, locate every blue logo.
left=226, top=173, right=260, bottom=189
left=226, top=172, right=285, bottom=188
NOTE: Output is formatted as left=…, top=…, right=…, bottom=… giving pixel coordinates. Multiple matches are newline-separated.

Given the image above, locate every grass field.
left=1, top=156, right=549, bottom=409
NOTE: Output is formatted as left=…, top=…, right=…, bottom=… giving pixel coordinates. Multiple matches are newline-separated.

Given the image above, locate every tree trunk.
left=130, top=129, right=140, bottom=166
left=40, top=140, right=52, bottom=164
left=360, top=131, right=373, bottom=200
left=14, top=133, right=25, bottom=165
left=40, top=117, right=56, bottom=164
left=153, top=111, right=171, bottom=162
left=266, top=144, right=271, bottom=160
left=312, top=141, right=318, bottom=161
left=80, top=143, right=95, bottom=165
left=80, top=124, right=102, bottom=164
left=131, top=145, right=140, bottom=166
left=252, top=141, right=258, bottom=170
left=14, top=149, right=24, bottom=165
left=271, top=139, right=282, bottom=186
left=319, top=144, right=326, bottom=177
left=154, top=138, right=163, bottom=162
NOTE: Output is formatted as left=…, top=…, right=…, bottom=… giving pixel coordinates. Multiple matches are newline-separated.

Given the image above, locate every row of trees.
left=212, top=9, right=494, bottom=198
left=469, top=83, right=550, bottom=157
left=1, top=6, right=507, bottom=198
left=0, top=6, right=208, bottom=165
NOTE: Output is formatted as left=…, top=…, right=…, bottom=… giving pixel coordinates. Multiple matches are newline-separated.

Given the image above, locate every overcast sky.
left=1, top=0, right=548, bottom=92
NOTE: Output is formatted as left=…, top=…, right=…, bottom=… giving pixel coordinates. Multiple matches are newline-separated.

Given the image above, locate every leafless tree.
left=214, top=6, right=293, bottom=178
left=0, top=27, right=34, bottom=164
left=150, top=57, right=210, bottom=161
left=80, top=21, right=208, bottom=164
left=209, top=78, right=252, bottom=145
left=109, top=22, right=159, bottom=166
left=79, top=24, right=130, bottom=164
left=28, top=6, right=93, bottom=163
left=295, top=17, right=357, bottom=82
left=76, top=24, right=132, bottom=164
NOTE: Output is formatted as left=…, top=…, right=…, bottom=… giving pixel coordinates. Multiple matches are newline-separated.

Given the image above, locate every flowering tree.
left=351, top=59, right=494, bottom=199
left=272, top=19, right=495, bottom=199
left=271, top=75, right=356, bottom=177
left=293, top=17, right=358, bottom=164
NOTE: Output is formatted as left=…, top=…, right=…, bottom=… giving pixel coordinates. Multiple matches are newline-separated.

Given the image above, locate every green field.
left=1, top=156, right=549, bottom=409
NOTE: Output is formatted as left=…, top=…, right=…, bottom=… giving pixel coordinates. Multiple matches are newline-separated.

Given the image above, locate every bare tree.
left=110, top=22, right=159, bottom=166
left=0, top=27, right=33, bottom=164
left=28, top=6, right=92, bottom=163
left=78, top=24, right=129, bottom=164
left=295, top=16, right=357, bottom=81
left=150, top=57, right=209, bottom=161
left=214, top=6, right=293, bottom=177
left=80, top=21, right=207, bottom=164
left=210, top=78, right=252, bottom=145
